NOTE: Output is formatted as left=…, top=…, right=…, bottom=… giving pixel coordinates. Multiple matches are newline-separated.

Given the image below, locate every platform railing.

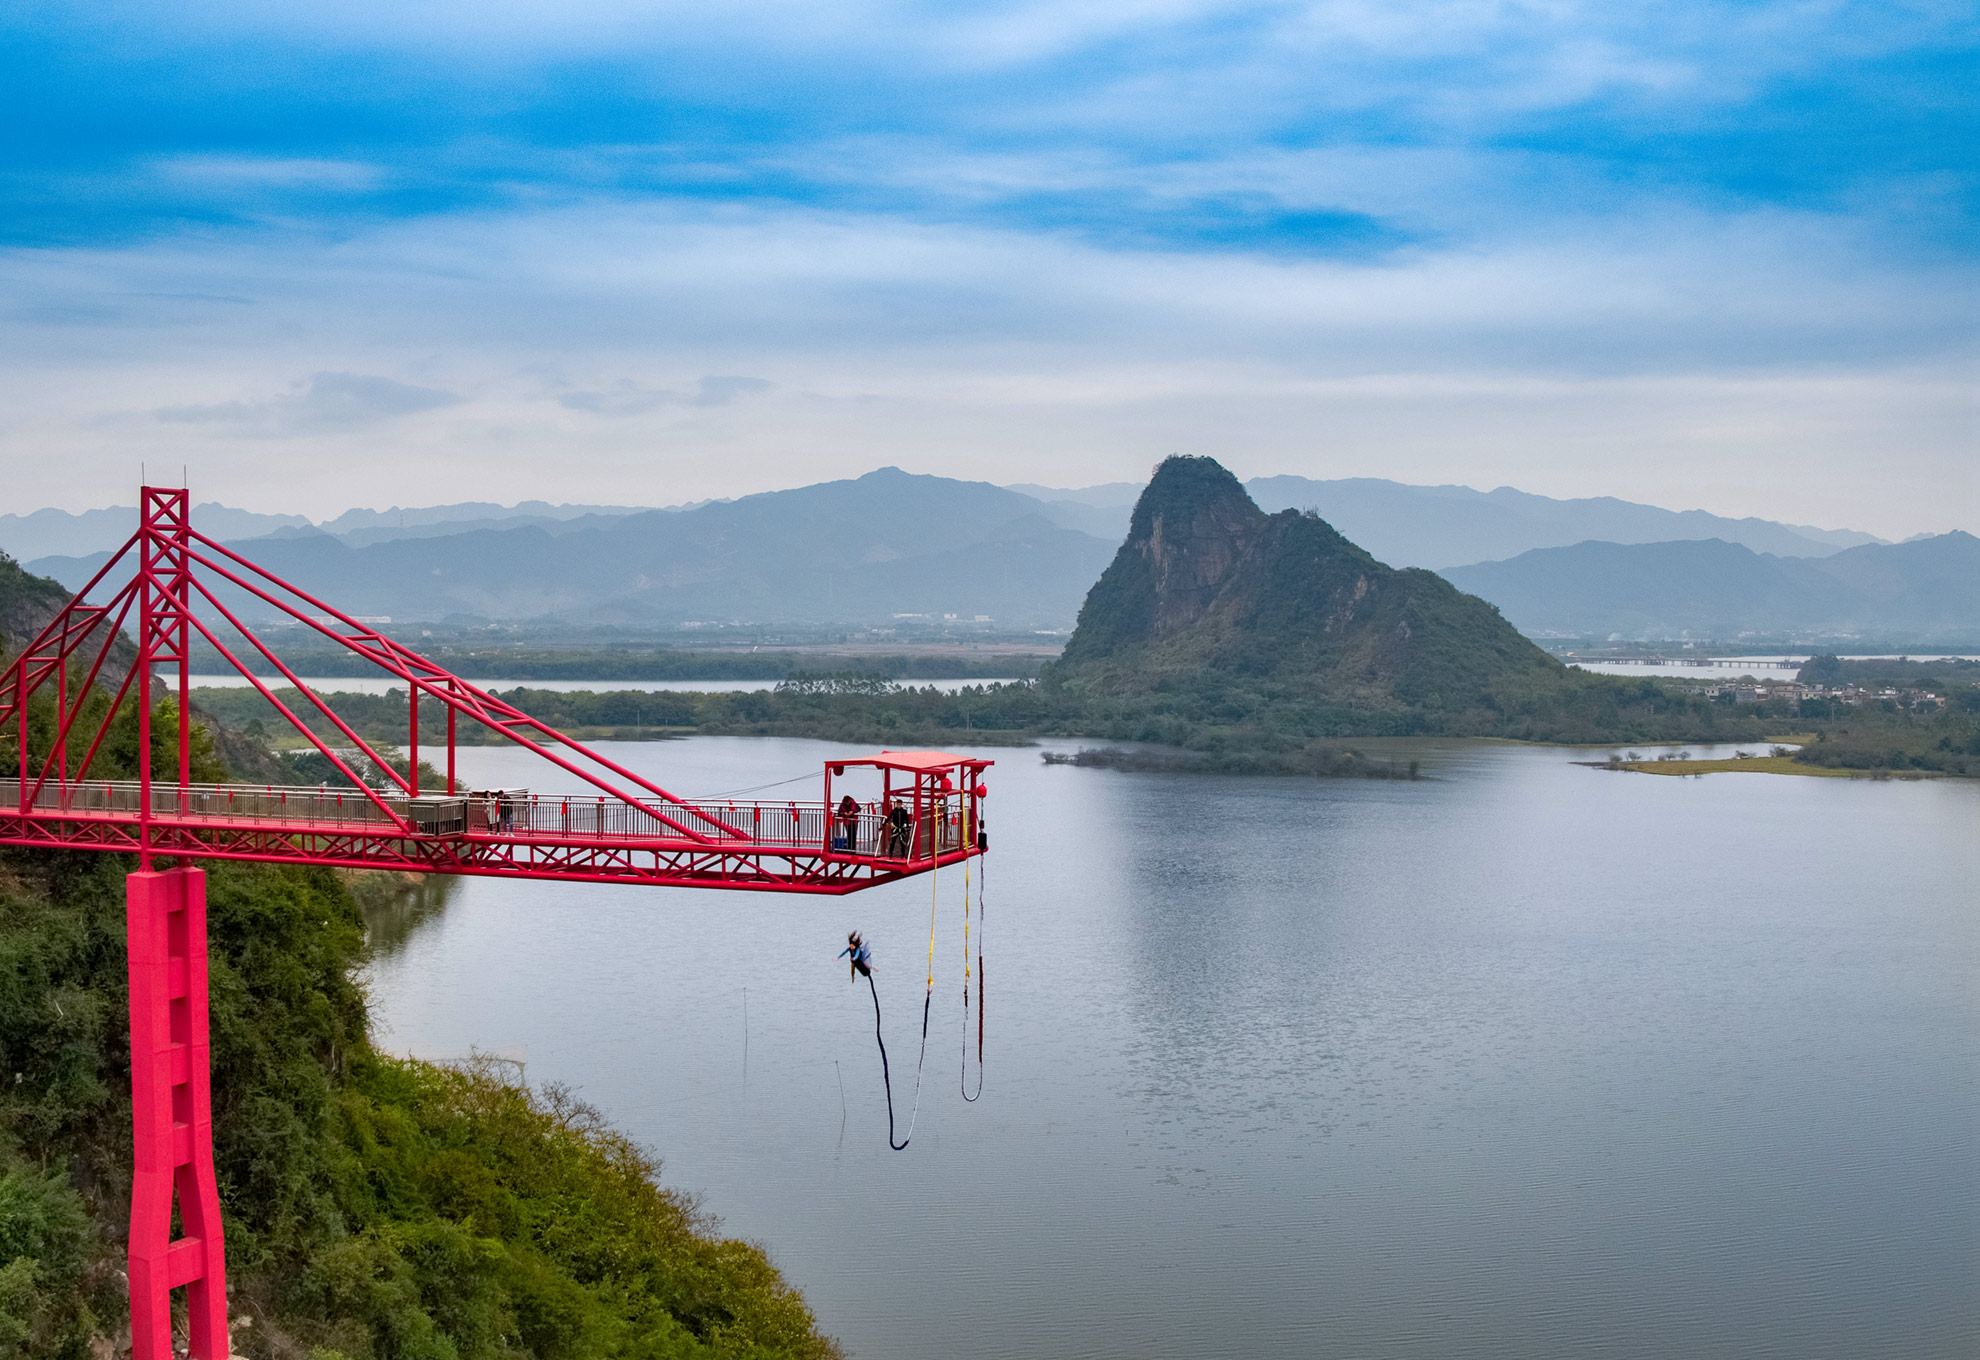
left=21, top=780, right=974, bottom=857
left=462, top=796, right=968, bottom=856
left=34, top=779, right=408, bottom=827
left=826, top=804, right=970, bottom=859
left=480, top=793, right=824, bottom=846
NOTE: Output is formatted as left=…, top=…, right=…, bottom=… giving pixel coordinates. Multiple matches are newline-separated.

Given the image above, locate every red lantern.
left=974, top=783, right=988, bottom=798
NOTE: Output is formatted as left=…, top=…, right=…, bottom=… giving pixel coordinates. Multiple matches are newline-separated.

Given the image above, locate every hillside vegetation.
left=0, top=551, right=74, bottom=663
left=0, top=848, right=842, bottom=1359
left=1788, top=657, right=1980, bottom=776
left=0, top=634, right=841, bottom=1355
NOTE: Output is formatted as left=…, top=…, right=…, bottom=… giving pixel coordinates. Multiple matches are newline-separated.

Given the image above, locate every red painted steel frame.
left=0, top=488, right=991, bottom=1360
left=126, top=866, right=227, bottom=1360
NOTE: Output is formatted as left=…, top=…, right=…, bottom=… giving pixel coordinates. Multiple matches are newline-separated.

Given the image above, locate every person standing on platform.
left=885, top=797, right=912, bottom=857
left=836, top=793, right=860, bottom=851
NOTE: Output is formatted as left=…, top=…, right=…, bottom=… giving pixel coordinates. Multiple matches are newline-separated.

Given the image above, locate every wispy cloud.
left=688, top=374, right=772, bottom=406
left=155, top=372, right=457, bottom=434
left=150, top=156, right=387, bottom=192
left=559, top=374, right=772, bottom=415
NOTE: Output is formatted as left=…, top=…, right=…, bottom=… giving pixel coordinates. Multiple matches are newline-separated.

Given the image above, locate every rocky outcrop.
left=1055, top=456, right=1561, bottom=720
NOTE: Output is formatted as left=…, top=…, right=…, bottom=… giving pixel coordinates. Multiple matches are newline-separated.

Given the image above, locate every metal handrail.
left=24, top=780, right=972, bottom=857
left=34, top=779, right=406, bottom=827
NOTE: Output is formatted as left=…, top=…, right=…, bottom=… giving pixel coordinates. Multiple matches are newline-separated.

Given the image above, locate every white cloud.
left=0, top=184, right=1969, bottom=536
left=154, top=371, right=458, bottom=434
left=557, top=374, right=773, bottom=415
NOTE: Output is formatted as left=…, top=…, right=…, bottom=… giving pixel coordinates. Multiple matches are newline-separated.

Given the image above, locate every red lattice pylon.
left=125, top=865, right=227, bottom=1360
left=0, top=487, right=990, bottom=1359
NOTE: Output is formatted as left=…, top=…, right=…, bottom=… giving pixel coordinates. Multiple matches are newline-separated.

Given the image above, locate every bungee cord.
left=882, top=816, right=942, bottom=1149
left=851, top=789, right=988, bottom=1147
left=698, top=769, right=818, bottom=801
left=864, top=969, right=906, bottom=1145
left=961, top=814, right=984, bottom=1102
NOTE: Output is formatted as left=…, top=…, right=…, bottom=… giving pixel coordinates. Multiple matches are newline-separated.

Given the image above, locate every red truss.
left=0, top=487, right=992, bottom=1360
left=0, top=486, right=992, bottom=892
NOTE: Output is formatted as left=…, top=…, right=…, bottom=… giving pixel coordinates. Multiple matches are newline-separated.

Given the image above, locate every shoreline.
left=1588, top=755, right=1943, bottom=780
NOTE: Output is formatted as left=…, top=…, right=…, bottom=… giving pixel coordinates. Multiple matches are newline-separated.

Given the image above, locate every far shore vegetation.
left=186, top=642, right=1046, bottom=682
left=183, top=654, right=1980, bottom=781
left=1041, top=744, right=1425, bottom=778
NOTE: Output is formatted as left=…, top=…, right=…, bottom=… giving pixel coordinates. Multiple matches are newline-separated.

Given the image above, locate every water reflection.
left=362, top=737, right=1980, bottom=1360
left=355, top=870, right=460, bottom=957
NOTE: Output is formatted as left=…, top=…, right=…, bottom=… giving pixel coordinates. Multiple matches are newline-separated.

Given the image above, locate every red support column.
left=126, top=865, right=229, bottom=1360
left=13, top=669, right=24, bottom=814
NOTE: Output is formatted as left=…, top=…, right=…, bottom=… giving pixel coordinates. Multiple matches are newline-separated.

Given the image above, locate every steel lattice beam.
left=0, top=487, right=993, bottom=1359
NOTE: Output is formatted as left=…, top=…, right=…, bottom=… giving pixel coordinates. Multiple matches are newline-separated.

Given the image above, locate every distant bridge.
left=1566, top=656, right=1803, bottom=671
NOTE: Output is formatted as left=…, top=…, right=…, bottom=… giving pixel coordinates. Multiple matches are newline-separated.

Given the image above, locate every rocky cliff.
left=1055, top=456, right=1561, bottom=723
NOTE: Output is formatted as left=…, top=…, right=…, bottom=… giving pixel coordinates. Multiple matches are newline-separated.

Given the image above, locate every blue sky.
left=1, top=0, right=1974, bottom=535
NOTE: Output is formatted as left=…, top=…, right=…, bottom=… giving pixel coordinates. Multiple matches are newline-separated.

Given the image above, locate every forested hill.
left=0, top=550, right=73, bottom=662
left=1054, top=456, right=1562, bottom=726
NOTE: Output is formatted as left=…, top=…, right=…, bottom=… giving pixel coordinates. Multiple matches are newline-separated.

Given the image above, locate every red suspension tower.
left=0, top=488, right=990, bottom=1359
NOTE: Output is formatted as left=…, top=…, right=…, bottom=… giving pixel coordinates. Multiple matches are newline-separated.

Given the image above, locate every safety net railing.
left=821, top=803, right=971, bottom=859
left=32, top=780, right=408, bottom=827
left=480, top=796, right=971, bottom=856
left=22, top=782, right=974, bottom=856
left=476, top=793, right=819, bottom=845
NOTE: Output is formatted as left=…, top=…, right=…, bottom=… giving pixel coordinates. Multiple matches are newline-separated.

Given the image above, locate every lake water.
left=364, top=736, right=1980, bottom=1360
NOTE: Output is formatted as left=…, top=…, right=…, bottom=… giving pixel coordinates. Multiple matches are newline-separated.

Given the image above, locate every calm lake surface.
left=365, top=737, right=1979, bottom=1360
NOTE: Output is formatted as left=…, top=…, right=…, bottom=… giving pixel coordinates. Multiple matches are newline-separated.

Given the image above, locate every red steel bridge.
left=0, top=487, right=990, bottom=1360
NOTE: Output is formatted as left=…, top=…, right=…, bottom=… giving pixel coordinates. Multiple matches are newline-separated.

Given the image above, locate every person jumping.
left=839, top=930, right=872, bottom=982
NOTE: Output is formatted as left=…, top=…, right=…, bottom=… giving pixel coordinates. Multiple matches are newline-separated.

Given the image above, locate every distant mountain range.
left=1244, top=477, right=1886, bottom=567
left=21, top=470, right=1116, bottom=629
left=0, top=499, right=668, bottom=562
left=1026, top=476, right=1885, bottom=569
left=0, top=503, right=312, bottom=560
left=7, top=471, right=1966, bottom=640
left=1440, top=532, right=1980, bottom=640
left=7, top=475, right=1889, bottom=572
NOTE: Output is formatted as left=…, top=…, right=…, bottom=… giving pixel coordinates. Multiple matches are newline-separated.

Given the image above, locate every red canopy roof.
left=861, top=750, right=989, bottom=772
